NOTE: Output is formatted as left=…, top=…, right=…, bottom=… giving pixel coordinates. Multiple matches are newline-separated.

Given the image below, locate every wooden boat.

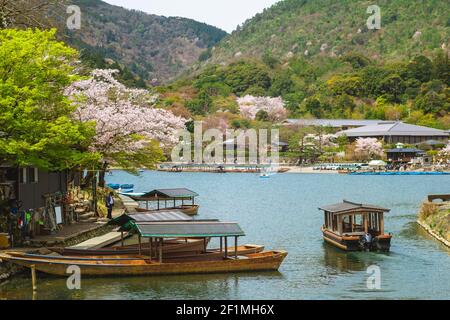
left=319, top=200, right=392, bottom=252
left=49, top=238, right=210, bottom=256
left=7, top=244, right=264, bottom=262
left=130, top=188, right=199, bottom=216
left=0, top=250, right=287, bottom=277
left=135, top=205, right=199, bottom=216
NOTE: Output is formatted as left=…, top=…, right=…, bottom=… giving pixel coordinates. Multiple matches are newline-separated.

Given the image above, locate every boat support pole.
left=149, top=238, right=152, bottom=261
left=138, top=235, right=142, bottom=255
left=31, top=265, right=37, bottom=292
left=121, top=231, right=124, bottom=247
left=220, top=237, right=223, bottom=252
left=159, top=238, right=163, bottom=263
left=224, top=237, right=228, bottom=259
left=235, top=236, right=238, bottom=259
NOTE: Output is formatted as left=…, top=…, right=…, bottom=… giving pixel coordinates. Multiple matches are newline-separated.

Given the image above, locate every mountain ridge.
left=64, top=0, right=227, bottom=84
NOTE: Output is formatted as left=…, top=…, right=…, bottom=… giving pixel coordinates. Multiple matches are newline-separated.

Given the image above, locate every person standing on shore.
left=106, top=192, right=114, bottom=220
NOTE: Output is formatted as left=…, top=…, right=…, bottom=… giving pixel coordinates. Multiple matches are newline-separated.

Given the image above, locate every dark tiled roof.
left=338, top=122, right=449, bottom=137
left=142, top=188, right=199, bottom=199
left=284, top=119, right=390, bottom=128
left=319, top=200, right=390, bottom=214
left=386, top=148, right=423, bottom=153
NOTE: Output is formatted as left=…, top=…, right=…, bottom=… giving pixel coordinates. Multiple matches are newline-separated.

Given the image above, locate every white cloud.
left=103, top=0, right=281, bottom=33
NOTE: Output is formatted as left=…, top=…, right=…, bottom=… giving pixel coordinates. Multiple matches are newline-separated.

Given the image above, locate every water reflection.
left=0, top=271, right=284, bottom=300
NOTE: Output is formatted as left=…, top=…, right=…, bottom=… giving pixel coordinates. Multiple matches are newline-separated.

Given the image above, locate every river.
left=1, top=171, right=449, bottom=300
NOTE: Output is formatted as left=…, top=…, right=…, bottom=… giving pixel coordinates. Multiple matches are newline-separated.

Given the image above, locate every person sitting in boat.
left=105, top=192, right=114, bottom=220
left=360, top=232, right=373, bottom=250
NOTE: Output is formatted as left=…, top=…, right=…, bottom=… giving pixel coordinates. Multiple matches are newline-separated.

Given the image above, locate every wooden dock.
left=69, top=230, right=129, bottom=250
left=119, top=194, right=139, bottom=213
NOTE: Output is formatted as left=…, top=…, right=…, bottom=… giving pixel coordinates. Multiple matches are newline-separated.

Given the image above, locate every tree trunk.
left=98, top=162, right=108, bottom=188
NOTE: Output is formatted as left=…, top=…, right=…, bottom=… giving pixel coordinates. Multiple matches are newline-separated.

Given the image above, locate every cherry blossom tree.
left=66, top=69, right=186, bottom=184
left=354, top=137, right=384, bottom=160
left=438, top=143, right=450, bottom=162
left=237, top=95, right=288, bottom=122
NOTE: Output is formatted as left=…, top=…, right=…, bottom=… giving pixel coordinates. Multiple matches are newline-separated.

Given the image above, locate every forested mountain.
left=63, top=0, right=227, bottom=84
left=156, top=0, right=449, bottom=130
left=203, top=0, right=449, bottom=66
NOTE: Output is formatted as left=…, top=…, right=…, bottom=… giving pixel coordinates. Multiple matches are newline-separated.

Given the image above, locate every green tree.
left=0, top=29, right=98, bottom=170
left=408, top=56, right=433, bottom=83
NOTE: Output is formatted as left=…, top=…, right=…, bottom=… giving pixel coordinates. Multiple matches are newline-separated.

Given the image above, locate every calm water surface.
left=1, top=171, right=449, bottom=300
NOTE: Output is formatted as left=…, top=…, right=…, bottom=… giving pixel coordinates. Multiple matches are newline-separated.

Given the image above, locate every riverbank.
left=417, top=198, right=450, bottom=248
left=0, top=193, right=127, bottom=285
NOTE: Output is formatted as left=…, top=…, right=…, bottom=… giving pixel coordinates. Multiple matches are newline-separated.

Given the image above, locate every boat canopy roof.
left=319, top=200, right=390, bottom=215
left=110, top=210, right=194, bottom=227
left=133, top=221, right=245, bottom=238
left=130, top=188, right=199, bottom=201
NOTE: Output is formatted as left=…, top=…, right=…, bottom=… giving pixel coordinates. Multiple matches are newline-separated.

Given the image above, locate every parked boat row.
left=0, top=210, right=286, bottom=277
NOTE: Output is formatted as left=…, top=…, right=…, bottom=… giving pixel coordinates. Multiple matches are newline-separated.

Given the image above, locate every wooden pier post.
left=120, top=231, right=124, bottom=247
left=224, top=237, right=228, bottom=259
left=234, top=236, right=238, bottom=259
left=31, top=265, right=37, bottom=292
left=149, top=238, right=152, bottom=261
left=138, top=235, right=142, bottom=255
left=159, top=238, right=163, bottom=263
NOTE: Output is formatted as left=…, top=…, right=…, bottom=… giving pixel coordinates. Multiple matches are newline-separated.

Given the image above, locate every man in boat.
left=105, top=192, right=114, bottom=220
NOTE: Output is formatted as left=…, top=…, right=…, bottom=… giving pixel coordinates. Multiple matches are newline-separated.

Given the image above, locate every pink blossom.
left=237, top=95, right=287, bottom=122
left=355, top=138, right=384, bottom=158
left=65, top=69, right=186, bottom=160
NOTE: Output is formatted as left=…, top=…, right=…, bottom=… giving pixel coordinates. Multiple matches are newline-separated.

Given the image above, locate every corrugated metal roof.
left=129, top=211, right=193, bottom=222
left=319, top=200, right=390, bottom=214
left=110, top=211, right=193, bottom=227
left=338, top=122, right=449, bottom=137
left=136, top=222, right=245, bottom=238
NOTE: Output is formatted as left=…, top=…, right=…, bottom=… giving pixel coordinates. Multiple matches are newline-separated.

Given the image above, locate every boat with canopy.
left=126, top=188, right=200, bottom=215
left=319, top=200, right=392, bottom=251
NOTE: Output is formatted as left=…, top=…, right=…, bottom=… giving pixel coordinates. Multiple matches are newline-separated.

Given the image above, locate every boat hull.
left=134, top=205, right=199, bottom=216
left=50, top=238, right=210, bottom=256
left=8, top=245, right=265, bottom=262
left=322, top=228, right=391, bottom=252
left=0, top=251, right=287, bottom=277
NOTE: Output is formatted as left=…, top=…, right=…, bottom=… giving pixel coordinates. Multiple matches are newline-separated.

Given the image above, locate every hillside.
left=154, top=0, right=449, bottom=130
left=203, top=0, right=449, bottom=66
left=64, top=0, right=227, bottom=84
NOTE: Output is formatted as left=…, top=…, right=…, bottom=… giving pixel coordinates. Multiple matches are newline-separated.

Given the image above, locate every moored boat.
left=7, top=244, right=264, bottom=262
left=49, top=238, right=210, bottom=256
left=130, top=188, right=200, bottom=216
left=134, top=205, right=199, bottom=216
left=0, top=250, right=287, bottom=277
left=319, top=200, right=392, bottom=252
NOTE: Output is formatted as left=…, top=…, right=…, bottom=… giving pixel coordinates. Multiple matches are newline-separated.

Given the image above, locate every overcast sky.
left=103, top=0, right=281, bottom=33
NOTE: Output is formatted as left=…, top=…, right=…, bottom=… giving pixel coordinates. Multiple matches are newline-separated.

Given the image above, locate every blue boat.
left=120, top=184, right=134, bottom=189
left=107, top=183, right=120, bottom=190
left=349, top=171, right=450, bottom=176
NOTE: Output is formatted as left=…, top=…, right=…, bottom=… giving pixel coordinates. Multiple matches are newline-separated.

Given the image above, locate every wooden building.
left=386, top=148, right=426, bottom=163
left=337, top=122, right=449, bottom=144
left=0, top=165, right=72, bottom=210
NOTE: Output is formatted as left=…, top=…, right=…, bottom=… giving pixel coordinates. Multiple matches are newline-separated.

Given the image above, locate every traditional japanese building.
left=337, top=122, right=449, bottom=144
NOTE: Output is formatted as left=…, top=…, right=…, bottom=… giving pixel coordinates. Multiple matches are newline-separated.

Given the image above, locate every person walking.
left=106, top=192, right=114, bottom=220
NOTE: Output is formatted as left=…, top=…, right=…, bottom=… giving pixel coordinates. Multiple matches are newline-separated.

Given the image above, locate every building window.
left=19, top=168, right=38, bottom=184
left=28, top=168, right=38, bottom=183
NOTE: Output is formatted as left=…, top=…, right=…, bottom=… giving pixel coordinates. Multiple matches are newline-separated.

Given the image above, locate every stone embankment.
left=417, top=197, right=450, bottom=248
